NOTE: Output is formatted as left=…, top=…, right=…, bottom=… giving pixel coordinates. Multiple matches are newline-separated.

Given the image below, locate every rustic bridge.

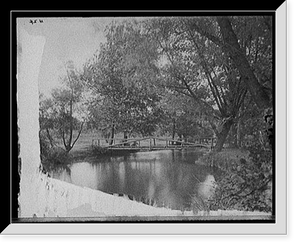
left=92, top=136, right=216, bottom=152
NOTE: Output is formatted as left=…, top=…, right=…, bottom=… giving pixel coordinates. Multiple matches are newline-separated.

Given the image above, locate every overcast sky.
left=18, top=17, right=115, bottom=96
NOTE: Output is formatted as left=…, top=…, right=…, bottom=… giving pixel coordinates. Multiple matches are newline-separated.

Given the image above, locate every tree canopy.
left=40, top=16, right=273, bottom=152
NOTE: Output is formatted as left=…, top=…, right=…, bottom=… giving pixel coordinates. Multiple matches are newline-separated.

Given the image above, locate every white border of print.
left=4, top=2, right=287, bottom=235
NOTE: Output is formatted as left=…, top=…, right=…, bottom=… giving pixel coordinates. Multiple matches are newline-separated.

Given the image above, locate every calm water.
left=52, top=149, right=221, bottom=211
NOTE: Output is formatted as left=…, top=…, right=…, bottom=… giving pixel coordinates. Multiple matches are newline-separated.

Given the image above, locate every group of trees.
left=39, top=61, right=86, bottom=153
left=147, top=16, right=272, bottom=151
left=39, top=16, right=273, bottom=154
left=83, top=22, right=164, bottom=143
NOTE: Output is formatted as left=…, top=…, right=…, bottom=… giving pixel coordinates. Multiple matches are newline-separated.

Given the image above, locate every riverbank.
left=42, top=133, right=273, bottom=215
left=195, top=148, right=251, bottom=169
left=195, top=147, right=273, bottom=213
left=51, top=131, right=211, bottom=164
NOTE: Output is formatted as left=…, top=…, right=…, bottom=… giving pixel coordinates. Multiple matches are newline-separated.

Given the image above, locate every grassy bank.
left=41, top=131, right=146, bottom=172
left=51, top=131, right=204, bottom=163
left=195, top=148, right=250, bottom=170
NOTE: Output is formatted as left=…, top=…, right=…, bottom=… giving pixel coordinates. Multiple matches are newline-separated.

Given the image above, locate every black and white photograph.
left=7, top=6, right=288, bottom=235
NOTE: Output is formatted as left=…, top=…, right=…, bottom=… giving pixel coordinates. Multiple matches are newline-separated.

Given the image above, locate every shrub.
left=195, top=149, right=250, bottom=170
left=86, top=145, right=108, bottom=156
left=208, top=147, right=272, bottom=212
left=39, top=132, right=70, bottom=173
left=197, top=146, right=273, bottom=213
left=41, top=147, right=70, bottom=173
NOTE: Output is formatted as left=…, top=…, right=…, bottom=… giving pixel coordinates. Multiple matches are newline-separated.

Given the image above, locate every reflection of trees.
left=63, top=151, right=221, bottom=210
left=171, top=150, right=175, bottom=162
left=52, top=162, right=100, bottom=190
left=129, top=152, right=212, bottom=209
left=196, top=174, right=216, bottom=200
left=118, top=162, right=126, bottom=190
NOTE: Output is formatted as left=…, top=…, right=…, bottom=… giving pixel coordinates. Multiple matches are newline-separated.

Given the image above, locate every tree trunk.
left=214, top=119, right=234, bottom=152
left=236, top=119, right=242, bottom=148
left=109, top=124, right=115, bottom=145
left=46, top=128, right=54, bottom=148
left=171, top=118, right=176, bottom=145
left=68, top=121, right=84, bottom=152
left=123, top=131, right=128, bottom=146
left=229, top=123, right=238, bottom=148
left=68, top=90, right=74, bottom=150
left=216, top=17, right=271, bottom=109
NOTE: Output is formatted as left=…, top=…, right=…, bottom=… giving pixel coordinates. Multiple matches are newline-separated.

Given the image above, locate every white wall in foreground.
left=34, top=173, right=185, bottom=218
left=17, top=25, right=45, bottom=218
left=29, top=172, right=271, bottom=219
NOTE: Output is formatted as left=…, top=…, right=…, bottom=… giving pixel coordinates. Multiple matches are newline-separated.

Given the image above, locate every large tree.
left=144, top=16, right=272, bottom=151
left=84, top=21, right=163, bottom=142
left=83, top=16, right=273, bottom=151
left=216, top=17, right=271, bottom=109
left=158, top=91, right=211, bottom=142
left=39, top=61, right=86, bottom=153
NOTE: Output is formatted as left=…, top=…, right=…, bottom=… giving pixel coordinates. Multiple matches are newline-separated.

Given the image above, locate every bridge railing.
left=92, top=136, right=216, bottom=149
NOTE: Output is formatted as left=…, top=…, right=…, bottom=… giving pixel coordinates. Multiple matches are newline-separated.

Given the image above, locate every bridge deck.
left=92, top=136, right=215, bottom=152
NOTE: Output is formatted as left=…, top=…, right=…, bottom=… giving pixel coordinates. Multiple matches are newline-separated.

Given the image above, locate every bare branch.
left=207, top=66, right=226, bottom=110
left=71, top=122, right=85, bottom=149
left=237, top=89, right=248, bottom=110
left=185, top=25, right=227, bottom=115
left=185, top=20, right=222, bottom=47
left=61, top=129, right=67, bottom=149
left=205, top=72, right=224, bottom=114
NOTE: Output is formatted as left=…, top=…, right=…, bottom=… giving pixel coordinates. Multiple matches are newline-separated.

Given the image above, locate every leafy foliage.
left=82, top=16, right=273, bottom=150
left=38, top=16, right=274, bottom=213
left=145, top=16, right=272, bottom=150
left=39, top=61, right=86, bottom=153
left=206, top=144, right=272, bottom=212
left=84, top=21, right=163, bottom=137
left=39, top=131, right=70, bottom=173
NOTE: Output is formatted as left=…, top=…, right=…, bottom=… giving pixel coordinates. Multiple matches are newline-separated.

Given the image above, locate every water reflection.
left=196, top=174, right=216, bottom=201
left=52, top=149, right=220, bottom=211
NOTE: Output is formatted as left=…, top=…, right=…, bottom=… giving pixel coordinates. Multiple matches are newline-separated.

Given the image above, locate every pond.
left=51, top=149, right=222, bottom=211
